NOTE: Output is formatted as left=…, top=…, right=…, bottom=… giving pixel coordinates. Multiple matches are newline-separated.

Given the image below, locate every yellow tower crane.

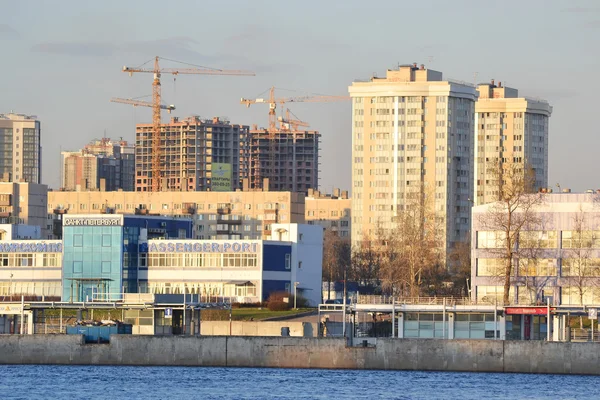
left=113, top=56, right=254, bottom=192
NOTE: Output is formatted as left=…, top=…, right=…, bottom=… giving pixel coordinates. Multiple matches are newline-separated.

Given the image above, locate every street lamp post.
left=294, top=282, right=300, bottom=309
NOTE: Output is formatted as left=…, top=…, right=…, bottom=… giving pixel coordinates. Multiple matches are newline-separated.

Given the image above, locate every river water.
left=0, top=365, right=596, bottom=399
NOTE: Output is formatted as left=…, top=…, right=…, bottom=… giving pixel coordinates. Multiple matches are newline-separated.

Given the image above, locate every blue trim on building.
left=262, top=280, right=290, bottom=302
left=262, top=244, right=292, bottom=272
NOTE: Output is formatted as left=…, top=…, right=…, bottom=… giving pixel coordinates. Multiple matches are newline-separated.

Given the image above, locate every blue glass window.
left=102, top=261, right=111, bottom=273
left=73, top=261, right=83, bottom=273
left=102, top=234, right=111, bottom=247
left=74, top=234, right=83, bottom=247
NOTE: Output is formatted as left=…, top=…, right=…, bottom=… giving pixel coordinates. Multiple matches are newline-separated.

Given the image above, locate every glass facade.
left=62, top=226, right=123, bottom=302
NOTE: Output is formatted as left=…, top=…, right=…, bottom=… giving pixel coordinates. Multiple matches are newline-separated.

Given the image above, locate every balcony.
left=217, top=207, right=231, bottom=215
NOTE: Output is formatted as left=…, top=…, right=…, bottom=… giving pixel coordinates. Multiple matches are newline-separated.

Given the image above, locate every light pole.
left=293, top=282, right=300, bottom=309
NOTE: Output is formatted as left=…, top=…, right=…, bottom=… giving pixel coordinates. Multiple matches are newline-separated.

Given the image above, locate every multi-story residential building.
left=0, top=113, right=41, bottom=184
left=135, top=116, right=249, bottom=192
left=61, top=138, right=135, bottom=192
left=0, top=182, right=49, bottom=239
left=348, top=64, right=478, bottom=254
left=47, top=189, right=305, bottom=240
left=305, top=188, right=351, bottom=239
left=247, top=128, right=320, bottom=194
left=472, top=192, right=600, bottom=307
left=474, top=80, right=552, bottom=205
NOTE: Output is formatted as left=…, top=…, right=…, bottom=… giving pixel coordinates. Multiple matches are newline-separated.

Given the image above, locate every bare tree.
left=379, top=188, right=443, bottom=297
left=478, top=161, right=543, bottom=305
left=562, top=207, right=599, bottom=309
left=322, top=229, right=351, bottom=300
left=448, top=238, right=472, bottom=297
left=350, top=237, right=381, bottom=289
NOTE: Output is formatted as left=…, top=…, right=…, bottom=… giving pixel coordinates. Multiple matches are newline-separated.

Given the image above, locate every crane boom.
left=124, top=67, right=254, bottom=76
left=110, top=97, right=175, bottom=112
left=115, top=56, right=254, bottom=192
left=240, top=86, right=349, bottom=131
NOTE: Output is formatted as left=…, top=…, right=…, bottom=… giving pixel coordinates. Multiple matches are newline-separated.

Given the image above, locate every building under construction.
left=248, top=127, right=320, bottom=193
left=135, top=116, right=249, bottom=192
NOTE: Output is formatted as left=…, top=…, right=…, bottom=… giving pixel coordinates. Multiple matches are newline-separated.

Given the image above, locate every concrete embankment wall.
left=1, top=335, right=599, bottom=375
left=199, top=321, right=317, bottom=337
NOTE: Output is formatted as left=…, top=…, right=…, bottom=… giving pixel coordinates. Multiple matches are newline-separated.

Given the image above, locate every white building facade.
left=472, top=192, right=600, bottom=306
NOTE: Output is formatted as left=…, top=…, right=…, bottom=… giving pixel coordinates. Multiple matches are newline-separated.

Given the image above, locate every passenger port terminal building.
left=0, top=214, right=323, bottom=306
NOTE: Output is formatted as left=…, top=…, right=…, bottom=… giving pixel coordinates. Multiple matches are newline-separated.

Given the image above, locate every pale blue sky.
left=1, top=0, right=599, bottom=192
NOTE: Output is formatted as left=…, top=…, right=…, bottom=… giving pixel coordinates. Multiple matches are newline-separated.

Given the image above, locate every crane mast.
left=152, top=57, right=162, bottom=192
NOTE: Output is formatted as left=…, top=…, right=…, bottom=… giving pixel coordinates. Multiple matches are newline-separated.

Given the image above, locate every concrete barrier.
left=200, top=321, right=316, bottom=337
left=3, top=335, right=600, bottom=374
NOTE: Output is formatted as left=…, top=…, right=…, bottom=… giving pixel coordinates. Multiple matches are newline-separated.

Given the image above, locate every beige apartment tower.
left=0, top=113, right=41, bottom=184
left=475, top=81, right=552, bottom=205
left=135, top=116, right=249, bottom=192
left=348, top=64, right=478, bottom=253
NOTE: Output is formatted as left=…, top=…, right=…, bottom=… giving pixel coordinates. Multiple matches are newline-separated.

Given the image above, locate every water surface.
left=0, top=365, right=595, bottom=399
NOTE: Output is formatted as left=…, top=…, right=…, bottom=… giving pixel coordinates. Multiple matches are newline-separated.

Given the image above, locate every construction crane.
left=240, top=86, right=349, bottom=132
left=277, top=108, right=309, bottom=132
left=240, top=87, right=349, bottom=191
left=114, top=56, right=254, bottom=192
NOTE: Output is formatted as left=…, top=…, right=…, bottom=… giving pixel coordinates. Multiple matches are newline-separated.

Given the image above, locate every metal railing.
left=357, top=295, right=492, bottom=306
left=571, top=328, right=600, bottom=342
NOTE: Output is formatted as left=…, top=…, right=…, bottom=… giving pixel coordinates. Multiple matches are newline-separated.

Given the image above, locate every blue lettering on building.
left=0, top=242, right=62, bottom=253
left=145, top=242, right=258, bottom=253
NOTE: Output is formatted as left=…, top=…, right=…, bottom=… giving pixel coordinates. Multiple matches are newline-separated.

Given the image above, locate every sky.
left=0, top=0, right=599, bottom=193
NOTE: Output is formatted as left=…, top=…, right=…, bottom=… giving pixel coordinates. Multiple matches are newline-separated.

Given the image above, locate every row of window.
left=477, top=285, right=600, bottom=306
left=477, top=231, right=600, bottom=249
left=476, top=258, right=600, bottom=277
left=143, top=253, right=259, bottom=268
left=0, top=253, right=61, bottom=267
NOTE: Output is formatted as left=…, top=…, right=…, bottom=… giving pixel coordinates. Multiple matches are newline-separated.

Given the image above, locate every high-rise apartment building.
left=61, top=138, right=135, bottom=191
left=348, top=64, right=478, bottom=253
left=474, top=81, right=552, bottom=205
left=0, top=113, right=41, bottom=184
left=135, top=116, right=249, bottom=192
left=247, top=128, right=320, bottom=194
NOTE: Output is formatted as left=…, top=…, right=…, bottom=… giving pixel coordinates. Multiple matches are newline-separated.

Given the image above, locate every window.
left=74, top=234, right=83, bottom=247
left=102, top=234, right=111, bottom=247
left=562, top=258, right=600, bottom=277
left=517, top=259, right=556, bottom=277
left=102, top=261, right=111, bottom=273
left=298, top=261, right=302, bottom=269
left=73, top=261, right=83, bottom=273
left=285, top=254, right=291, bottom=270
left=562, top=230, right=600, bottom=248
left=520, top=231, right=557, bottom=249
left=476, top=259, right=506, bottom=277
left=476, top=231, right=505, bottom=248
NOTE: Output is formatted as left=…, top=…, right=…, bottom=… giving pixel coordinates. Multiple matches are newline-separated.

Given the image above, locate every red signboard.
left=505, top=307, right=549, bottom=315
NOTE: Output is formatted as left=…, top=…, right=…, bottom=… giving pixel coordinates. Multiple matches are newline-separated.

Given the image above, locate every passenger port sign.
left=589, top=308, right=598, bottom=320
